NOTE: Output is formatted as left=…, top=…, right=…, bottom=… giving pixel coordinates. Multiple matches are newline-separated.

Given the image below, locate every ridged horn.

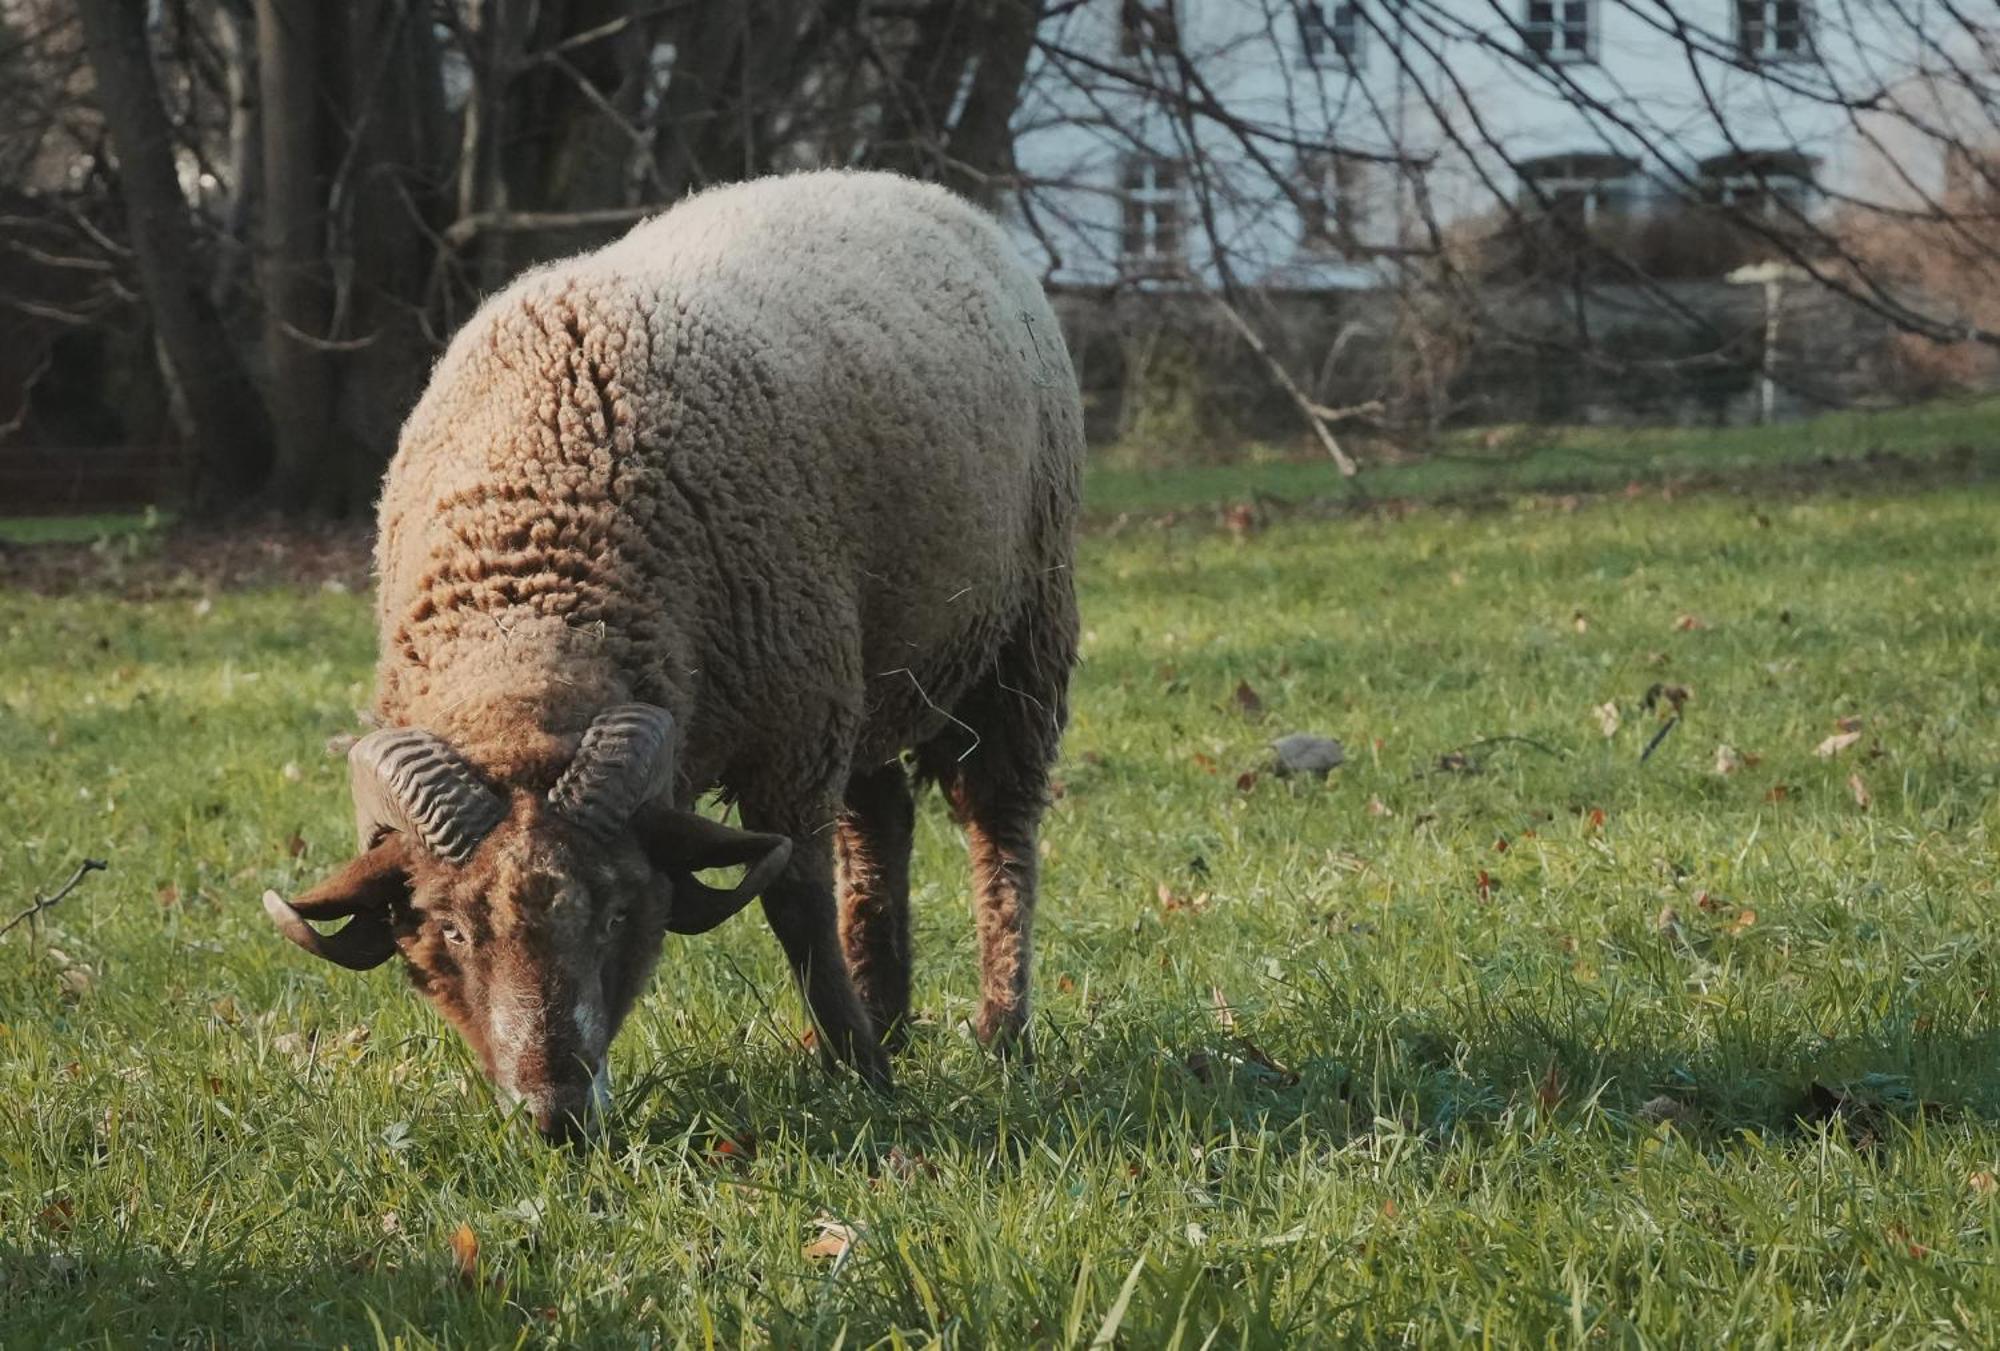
left=349, top=727, right=506, bottom=864
left=548, top=704, right=676, bottom=839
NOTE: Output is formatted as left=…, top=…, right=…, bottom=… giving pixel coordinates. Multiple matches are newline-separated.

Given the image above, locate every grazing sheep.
left=263, top=170, right=1083, bottom=1141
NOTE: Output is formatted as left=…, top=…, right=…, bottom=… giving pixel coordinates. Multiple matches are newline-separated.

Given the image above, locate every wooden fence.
left=0, top=444, right=184, bottom=514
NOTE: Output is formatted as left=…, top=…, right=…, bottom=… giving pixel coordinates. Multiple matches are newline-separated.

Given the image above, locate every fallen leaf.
left=1535, top=1062, right=1564, bottom=1110
left=1970, top=1171, right=1996, bottom=1196
left=1191, top=751, right=1218, bottom=774
left=1764, top=784, right=1791, bottom=803
left=1475, top=869, right=1498, bottom=902
left=1056, top=974, right=1077, bottom=994
left=1713, top=744, right=1742, bottom=775
left=1365, top=795, right=1390, bottom=817
left=1572, top=610, right=1590, bottom=634
left=1231, top=680, right=1265, bottom=718
left=800, top=1215, right=856, bottom=1263
left=1642, top=683, right=1692, bottom=713
left=156, top=883, right=180, bottom=907
left=709, top=1133, right=757, bottom=1168
left=1438, top=751, right=1477, bottom=774
left=1696, top=891, right=1721, bottom=912
left=285, top=832, right=308, bottom=859
left=882, top=1146, right=937, bottom=1182
left=1816, top=731, right=1862, bottom=758
left=1673, top=613, right=1707, bottom=632
left=1848, top=773, right=1872, bottom=809
left=1656, top=905, right=1685, bottom=943
left=381, top=1211, right=401, bottom=1235
left=281, top=761, right=303, bottom=783
left=1586, top=807, right=1606, bottom=831
left=1725, top=908, right=1758, bottom=937
left=1594, top=702, right=1621, bottom=737
left=1836, top=715, right=1866, bottom=733
left=37, top=1198, right=75, bottom=1233
left=1235, top=770, right=1258, bottom=792
left=449, top=1222, right=480, bottom=1283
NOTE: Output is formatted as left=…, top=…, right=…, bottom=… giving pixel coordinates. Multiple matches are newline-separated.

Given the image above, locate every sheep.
left=261, top=170, right=1083, bottom=1141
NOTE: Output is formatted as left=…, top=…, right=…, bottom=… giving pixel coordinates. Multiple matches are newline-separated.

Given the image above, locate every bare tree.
left=73, top=0, right=270, bottom=511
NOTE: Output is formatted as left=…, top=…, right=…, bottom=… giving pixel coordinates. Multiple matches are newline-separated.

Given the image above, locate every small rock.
left=1272, top=734, right=1344, bottom=778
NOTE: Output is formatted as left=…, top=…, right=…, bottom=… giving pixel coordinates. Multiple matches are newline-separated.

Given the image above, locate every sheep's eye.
left=601, top=908, right=629, bottom=936
left=437, top=919, right=468, bottom=946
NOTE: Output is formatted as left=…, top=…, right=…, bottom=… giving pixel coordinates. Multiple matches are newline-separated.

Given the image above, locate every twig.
left=1460, top=734, right=1568, bottom=759
left=1, top=859, right=107, bottom=939
left=1639, top=716, right=1680, bottom=765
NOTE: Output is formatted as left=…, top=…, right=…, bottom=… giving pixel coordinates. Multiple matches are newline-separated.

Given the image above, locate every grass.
left=1085, top=394, right=2000, bottom=517
left=2, top=454, right=1999, bottom=1344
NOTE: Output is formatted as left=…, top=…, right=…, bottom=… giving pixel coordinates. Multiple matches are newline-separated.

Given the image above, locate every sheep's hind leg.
left=837, top=761, right=916, bottom=1051
left=746, top=803, right=893, bottom=1091
left=921, top=637, right=1072, bottom=1059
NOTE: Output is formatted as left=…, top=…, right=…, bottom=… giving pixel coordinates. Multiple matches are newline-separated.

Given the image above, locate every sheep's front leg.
left=758, top=837, right=893, bottom=1091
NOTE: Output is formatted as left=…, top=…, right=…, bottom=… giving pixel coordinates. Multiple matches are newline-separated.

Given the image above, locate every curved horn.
left=263, top=889, right=397, bottom=970
left=548, top=704, right=676, bottom=839
left=349, top=727, right=506, bottom=864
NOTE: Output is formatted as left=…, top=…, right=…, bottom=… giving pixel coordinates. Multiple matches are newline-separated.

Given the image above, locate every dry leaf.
left=1816, top=730, right=1862, bottom=758
left=1673, top=613, right=1707, bottom=632
left=1835, top=715, right=1865, bottom=733
left=1535, top=1062, right=1564, bottom=1110
left=1231, top=679, right=1265, bottom=717
left=1475, top=869, right=1498, bottom=902
left=1235, top=770, right=1258, bottom=792
left=802, top=1217, right=860, bottom=1262
left=1572, top=609, right=1589, bottom=634
left=1764, top=784, right=1791, bottom=803
left=381, top=1211, right=402, bottom=1236
left=449, top=1222, right=480, bottom=1283
left=1713, top=744, right=1742, bottom=775
left=285, top=832, right=308, bottom=859
left=1725, top=908, right=1758, bottom=937
left=1365, top=795, right=1391, bottom=817
left=1848, top=773, right=1872, bottom=809
left=1191, top=751, right=1218, bottom=774
left=1594, top=702, right=1621, bottom=737
left=156, top=883, right=180, bottom=907
left=1970, top=1171, right=1996, bottom=1196
left=1656, top=905, right=1685, bottom=943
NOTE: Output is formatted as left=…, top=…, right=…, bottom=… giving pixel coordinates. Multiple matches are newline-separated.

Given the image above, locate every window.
left=1299, top=3, right=1365, bottom=70
left=1119, top=0, right=1177, bottom=58
left=1736, top=0, right=1808, bottom=61
left=1297, top=150, right=1372, bottom=252
left=1518, top=153, right=1641, bottom=228
left=1523, top=0, right=1594, bottom=63
left=1119, top=153, right=1185, bottom=275
left=1697, top=150, right=1816, bottom=222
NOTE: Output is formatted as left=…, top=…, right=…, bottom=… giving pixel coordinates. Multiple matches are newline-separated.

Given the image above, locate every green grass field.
left=3, top=452, right=1999, bottom=1344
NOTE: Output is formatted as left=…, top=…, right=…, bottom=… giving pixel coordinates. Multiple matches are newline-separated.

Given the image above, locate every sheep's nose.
left=526, top=1093, right=597, bottom=1146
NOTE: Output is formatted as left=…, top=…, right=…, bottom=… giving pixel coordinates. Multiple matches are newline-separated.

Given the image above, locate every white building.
left=1007, top=0, right=1971, bottom=290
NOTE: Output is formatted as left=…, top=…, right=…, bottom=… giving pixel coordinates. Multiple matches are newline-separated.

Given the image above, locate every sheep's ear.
left=634, top=806, right=793, bottom=935
left=262, top=837, right=410, bottom=970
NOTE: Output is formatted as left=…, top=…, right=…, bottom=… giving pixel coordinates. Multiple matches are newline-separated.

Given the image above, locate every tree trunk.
left=941, top=0, right=1044, bottom=207
left=336, top=0, right=453, bottom=510
left=256, top=0, right=343, bottom=515
left=75, top=0, right=272, bottom=514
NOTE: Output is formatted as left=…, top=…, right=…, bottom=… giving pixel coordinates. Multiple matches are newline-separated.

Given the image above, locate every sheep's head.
left=262, top=706, right=790, bottom=1144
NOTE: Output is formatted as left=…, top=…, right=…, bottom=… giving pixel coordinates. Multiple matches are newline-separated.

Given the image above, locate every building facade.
left=1008, top=0, right=1970, bottom=290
